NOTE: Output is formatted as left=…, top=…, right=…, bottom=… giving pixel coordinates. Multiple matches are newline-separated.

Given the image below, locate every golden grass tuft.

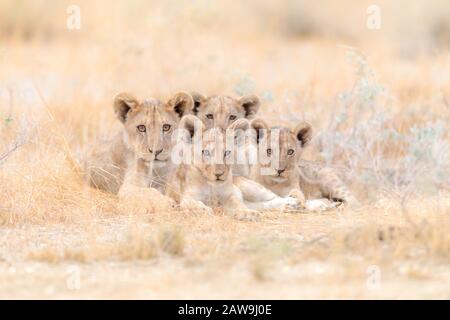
left=26, top=225, right=187, bottom=264
left=158, top=226, right=185, bottom=256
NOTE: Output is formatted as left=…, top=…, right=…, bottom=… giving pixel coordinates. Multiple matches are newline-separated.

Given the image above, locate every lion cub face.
left=192, top=93, right=260, bottom=130
left=251, top=119, right=312, bottom=185
left=114, top=92, right=193, bottom=163
left=178, top=115, right=249, bottom=183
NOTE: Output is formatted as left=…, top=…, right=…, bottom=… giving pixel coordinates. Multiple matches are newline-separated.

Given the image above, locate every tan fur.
left=84, top=92, right=194, bottom=198
left=248, top=119, right=358, bottom=210
left=297, top=159, right=359, bottom=207
left=192, top=93, right=260, bottom=177
left=167, top=116, right=261, bottom=221
left=233, top=176, right=302, bottom=211
left=249, top=120, right=309, bottom=204
left=190, top=93, right=301, bottom=211
left=193, top=93, right=260, bottom=130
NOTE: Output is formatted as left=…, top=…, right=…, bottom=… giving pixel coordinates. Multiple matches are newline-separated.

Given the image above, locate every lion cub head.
left=114, top=92, right=194, bottom=163
left=178, top=115, right=250, bottom=183
left=251, top=119, right=312, bottom=185
left=192, top=93, right=260, bottom=130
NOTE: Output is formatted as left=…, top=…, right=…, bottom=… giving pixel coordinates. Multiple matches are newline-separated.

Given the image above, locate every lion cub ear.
left=293, top=121, right=313, bottom=147
left=167, top=92, right=195, bottom=119
left=228, top=118, right=250, bottom=147
left=114, top=92, right=140, bottom=123
left=228, top=118, right=250, bottom=132
left=190, top=91, right=206, bottom=115
left=238, top=94, right=260, bottom=119
left=250, top=118, right=269, bottom=144
left=178, top=115, right=204, bottom=142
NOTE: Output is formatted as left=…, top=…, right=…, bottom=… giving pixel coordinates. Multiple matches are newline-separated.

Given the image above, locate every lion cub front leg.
left=180, top=196, right=214, bottom=216
left=118, top=160, right=149, bottom=196
left=288, top=188, right=306, bottom=208
left=118, top=159, right=173, bottom=211
left=304, top=198, right=341, bottom=212
left=234, top=177, right=303, bottom=211
left=223, top=186, right=261, bottom=221
left=178, top=184, right=214, bottom=216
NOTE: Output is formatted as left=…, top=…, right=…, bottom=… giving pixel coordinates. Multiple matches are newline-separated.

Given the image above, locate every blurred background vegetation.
left=1, top=0, right=450, bottom=54
left=0, top=0, right=449, bottom=202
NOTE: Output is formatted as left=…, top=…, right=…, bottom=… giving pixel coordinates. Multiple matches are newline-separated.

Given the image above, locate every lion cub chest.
left=180, top=168, right=233, bottom=206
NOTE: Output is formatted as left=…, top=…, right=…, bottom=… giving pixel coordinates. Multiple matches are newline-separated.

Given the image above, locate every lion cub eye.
left=202, top=150, right=210, bottom=157
left=229, top=115, right=237, bottom=121
left=224, top=150, right=232, bottom=157
left=287, top=149, right=295, bottom=155
left=137, top=125, right=146, bottom=133
left=267, top=148, right=272, bottom=156
left=206, top=114, right=213, bottom=120
left=162, top=124, right=171, bottom=132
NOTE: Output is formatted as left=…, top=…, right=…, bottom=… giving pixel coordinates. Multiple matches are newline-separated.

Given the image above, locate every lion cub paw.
left=282, top=196, right=303, bottom=211
left=118, top=186, right=174, bottom=213
left=304, top=199, right=341, bottom=212
left=232, top=209, right=261, bottom=222
left=181, top=199, right=214, bottom=216
left=274, top=189, right=306, bottom=212
left=288, top=189, right=306, bottom=206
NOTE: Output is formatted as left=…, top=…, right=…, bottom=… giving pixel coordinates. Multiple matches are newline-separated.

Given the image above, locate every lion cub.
left=191, top=92, right=303, bottom=210
left=191, top=92, right=260, bottom=129
left=247, top=119, right=356, bottom=211
left=191, top=93, right=260, bottom=176
left=167, top=115, right=260, bottom=221
left=85, top=92, right=194, bottom=201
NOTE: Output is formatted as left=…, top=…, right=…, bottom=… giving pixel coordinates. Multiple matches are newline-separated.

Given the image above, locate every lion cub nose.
left=215, top=172, right=225, bottom=179
left=277, top=169, right=285, bottom=175
left=149, top=149, right=163, bottom=156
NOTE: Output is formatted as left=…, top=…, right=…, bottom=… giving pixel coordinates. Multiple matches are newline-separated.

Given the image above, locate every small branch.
left=0, top=141, right=24, bottom=165
left=440, top=89, right=450, bottom=125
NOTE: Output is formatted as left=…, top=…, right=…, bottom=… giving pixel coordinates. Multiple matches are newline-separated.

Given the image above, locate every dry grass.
left=26, top=225, right=185, bottom=263
left=0, top=0, right=449, bottom=299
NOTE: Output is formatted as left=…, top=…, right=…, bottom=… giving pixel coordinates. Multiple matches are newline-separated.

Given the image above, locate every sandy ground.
left=1, top=197, right=449, bottom=299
